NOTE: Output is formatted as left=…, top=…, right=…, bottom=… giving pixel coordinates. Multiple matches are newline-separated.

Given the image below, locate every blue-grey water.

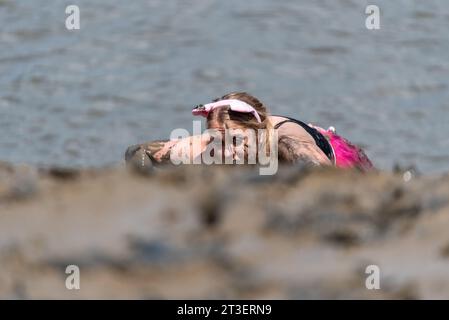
left=1, top=0, right=449, bottom=173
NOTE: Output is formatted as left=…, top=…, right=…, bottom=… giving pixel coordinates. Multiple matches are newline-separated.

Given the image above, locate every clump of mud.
left=1, top=162, right=449, bottom=299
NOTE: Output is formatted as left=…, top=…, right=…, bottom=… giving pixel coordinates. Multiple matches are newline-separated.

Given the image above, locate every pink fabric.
left=316, top=128, right=374, bottom=172
left=192, top=99, right=262, bottom=123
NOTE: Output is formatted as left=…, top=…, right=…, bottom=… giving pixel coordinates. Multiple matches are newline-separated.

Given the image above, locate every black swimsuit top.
left=273, top=116, right=334, bottom=162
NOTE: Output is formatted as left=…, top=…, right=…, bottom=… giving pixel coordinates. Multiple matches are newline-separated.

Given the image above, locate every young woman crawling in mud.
left=125, top=92, right=373, bottom=172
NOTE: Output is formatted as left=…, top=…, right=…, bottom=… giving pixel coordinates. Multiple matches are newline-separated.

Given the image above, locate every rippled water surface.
left=1, top=0, right=449, bottom=173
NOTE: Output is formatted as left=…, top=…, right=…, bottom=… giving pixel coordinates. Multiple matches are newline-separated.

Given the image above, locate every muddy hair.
left=205, top=92, right=274, bottom=158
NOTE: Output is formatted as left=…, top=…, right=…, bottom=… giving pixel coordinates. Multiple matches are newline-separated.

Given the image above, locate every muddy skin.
left=125, top=140, right=172, bottom=174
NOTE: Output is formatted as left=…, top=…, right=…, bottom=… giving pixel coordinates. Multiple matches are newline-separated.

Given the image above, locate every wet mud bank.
left=1, top=162, right=449, bottom=299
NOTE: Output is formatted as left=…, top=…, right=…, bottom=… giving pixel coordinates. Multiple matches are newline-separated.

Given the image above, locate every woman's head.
left=199, top=92, right=274, bottom=162
left=206, top=92, right=270, bottom=131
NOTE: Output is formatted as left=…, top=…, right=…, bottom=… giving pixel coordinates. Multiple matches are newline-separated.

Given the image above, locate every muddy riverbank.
left=1, top=162, right=449, bottom=299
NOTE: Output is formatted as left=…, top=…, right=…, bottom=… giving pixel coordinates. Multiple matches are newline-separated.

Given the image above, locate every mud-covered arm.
left=125, top=135, right=211, bottom=168
left=277, top=135, right=332, bottom=167
left=125, top=140, right=171, bottom=167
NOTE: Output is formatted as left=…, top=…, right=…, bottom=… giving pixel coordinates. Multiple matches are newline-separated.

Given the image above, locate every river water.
left=1, top=0, right=449, bottom=173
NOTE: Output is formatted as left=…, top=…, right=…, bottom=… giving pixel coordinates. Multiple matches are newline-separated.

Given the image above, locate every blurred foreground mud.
left=1, top=161, right=449, bottom=299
